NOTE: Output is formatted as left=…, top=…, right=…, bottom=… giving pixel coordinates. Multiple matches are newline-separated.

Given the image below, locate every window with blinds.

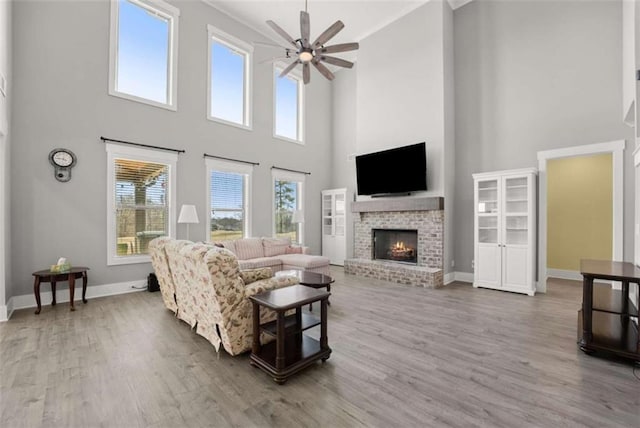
left=210, top=170, right=245, bottom=241
left=106, top=142, right=177, bottom=266
left=114, top=159, right=169, bottom=256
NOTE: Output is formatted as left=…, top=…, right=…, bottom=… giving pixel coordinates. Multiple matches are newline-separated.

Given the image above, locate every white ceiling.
left=205, top=1, right=474, bottom=50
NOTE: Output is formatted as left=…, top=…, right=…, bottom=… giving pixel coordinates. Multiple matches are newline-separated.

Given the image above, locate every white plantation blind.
left=211, top=171, right=243, bottom=211
left=205, top=158, right=253, bottom=242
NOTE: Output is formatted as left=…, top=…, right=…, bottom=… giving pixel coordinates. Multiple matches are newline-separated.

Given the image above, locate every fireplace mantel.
left=351, top=197, right=444, bottom=213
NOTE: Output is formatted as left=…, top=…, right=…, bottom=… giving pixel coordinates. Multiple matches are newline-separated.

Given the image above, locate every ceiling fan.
left=263, top=1, right=359, bottom=84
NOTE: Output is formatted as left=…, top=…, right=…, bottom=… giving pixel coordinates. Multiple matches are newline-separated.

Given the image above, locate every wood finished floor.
left=1, top=269, right=638, bottom=427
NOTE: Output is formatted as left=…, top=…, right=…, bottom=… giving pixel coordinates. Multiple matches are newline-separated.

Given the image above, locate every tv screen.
left=355, top=142, right=427, bottom=196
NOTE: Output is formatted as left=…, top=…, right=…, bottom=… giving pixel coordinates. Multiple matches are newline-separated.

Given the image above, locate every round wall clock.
left=48, top=148, right=77, bottom=182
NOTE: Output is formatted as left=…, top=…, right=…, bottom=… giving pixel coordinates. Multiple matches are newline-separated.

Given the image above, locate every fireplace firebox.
left=372, top=229, right=418, bottom=264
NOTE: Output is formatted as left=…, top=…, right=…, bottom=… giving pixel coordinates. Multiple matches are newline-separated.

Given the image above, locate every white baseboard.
left=455, top=271, right=474, bottom=283
left=547, top=268, right=582, bottom=281
left=0, top=304, right=7, bottom=322
left=3, top=279, right=147, bottom=320
left=444, top=271, right=474, bottom=285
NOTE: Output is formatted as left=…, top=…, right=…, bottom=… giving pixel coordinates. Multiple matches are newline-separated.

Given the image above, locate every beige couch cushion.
left=220, top=240, right=237, bottom=254
left=263, top=237, right=291, bottom=257
left=278, top=254, right=330, bottom=269
left=234, top=238, right=264, bottom=260
left=239, top=257, right=282, bottom=272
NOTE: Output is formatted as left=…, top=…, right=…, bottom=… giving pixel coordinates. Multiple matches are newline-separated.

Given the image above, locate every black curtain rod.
left=100, top=137, right=186, bottom=154
left=271, top=166, right=311, bottom=175
left=203, top=153, right=259, bottom=166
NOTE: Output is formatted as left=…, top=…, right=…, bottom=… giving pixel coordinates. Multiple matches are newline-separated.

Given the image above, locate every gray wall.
left=453, top=0, right=634, bottom=274
left=331, top=65, right=358, bottom=259
left=0, top=0, right=11, bottom=308
left=332, top=0, right=454, bottom=273
left=10, top=0, right=332, bottom=297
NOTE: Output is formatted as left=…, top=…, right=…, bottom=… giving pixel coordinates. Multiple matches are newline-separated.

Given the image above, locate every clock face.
left=53, top=151, right=74, bottom=167
left=49, top=148, right=76, bottom=168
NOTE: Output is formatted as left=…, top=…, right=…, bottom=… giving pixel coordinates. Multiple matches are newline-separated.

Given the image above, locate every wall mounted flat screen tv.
left=356, top=142, right=427, bottom=196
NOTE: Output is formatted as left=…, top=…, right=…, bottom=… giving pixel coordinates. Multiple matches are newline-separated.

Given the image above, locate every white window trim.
left=108, top=0, right=180, bottom=111
left=271, top=169, right=306, bottom=245
left=207, top=25, right=253, bottom=130
left=273, top=62, right=305, bottom=145
left=106, top=142, right=178, bottom=266
left=205, top=158, right=253, bottom=242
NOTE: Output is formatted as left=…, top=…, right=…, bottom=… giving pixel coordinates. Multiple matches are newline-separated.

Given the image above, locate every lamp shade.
left=178, top=204, right=199, bottom=224
left=292, top=209, right=305, bottom=223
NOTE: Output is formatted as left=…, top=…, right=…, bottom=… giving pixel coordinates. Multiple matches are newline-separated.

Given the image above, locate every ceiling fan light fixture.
left=299, top=50, right=314, bottom=63
left=266, top=1, right=359, bottom=84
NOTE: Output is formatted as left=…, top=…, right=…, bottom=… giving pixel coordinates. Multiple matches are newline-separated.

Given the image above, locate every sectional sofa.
left=149, top=237, right=299, bottom=355
left=215, top=237, right=331, bottom=275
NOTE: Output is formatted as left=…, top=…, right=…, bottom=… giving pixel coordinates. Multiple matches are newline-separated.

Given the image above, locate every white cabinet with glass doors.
left=473, top=168, right=537, bottom=296
left=322, top=188, right=348, bottom=266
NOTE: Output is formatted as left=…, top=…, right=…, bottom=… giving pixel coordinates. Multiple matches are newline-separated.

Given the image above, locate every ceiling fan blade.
left=319, top=55, right=354, bottom=69
left=318, top=42, right=359, bottom=54
left=279, top=59, right=300, bottom=78
left=312, top=20, right=344, bottom=48
left=303, top=62, right=310, bottom=84
left=312, top=60, right=335, bottom=81
left=267, top=20, right=298, bottom=48
left=300, top=10, right=310, bottom=48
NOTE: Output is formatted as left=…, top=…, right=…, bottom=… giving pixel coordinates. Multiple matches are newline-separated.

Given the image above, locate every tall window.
left=274, top=65, right=304, bottom=143
left=206, top=158, right=253, bottom=242
left=273, top=170, right=305, bottom=244
left=106, top=143, right=177, bottom=265
left=208, top=25, right=253, bottom=129
left=109, top=0, right=180, bottom=110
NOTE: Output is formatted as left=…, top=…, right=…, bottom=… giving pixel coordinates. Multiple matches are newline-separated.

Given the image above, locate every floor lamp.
left=292, top=209, right=305, bottom=244
left=178, top=204, right=199, bottom=241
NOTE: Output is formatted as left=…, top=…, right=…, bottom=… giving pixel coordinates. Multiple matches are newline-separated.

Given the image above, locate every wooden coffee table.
left=249, top=285, right=331, bottom=384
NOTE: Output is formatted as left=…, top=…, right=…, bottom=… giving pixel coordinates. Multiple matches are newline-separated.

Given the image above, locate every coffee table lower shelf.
left=250, top=335, right=331, bottom=383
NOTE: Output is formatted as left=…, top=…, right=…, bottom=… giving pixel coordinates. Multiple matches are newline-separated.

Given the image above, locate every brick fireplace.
left=344, top=197, right=444, bottom=288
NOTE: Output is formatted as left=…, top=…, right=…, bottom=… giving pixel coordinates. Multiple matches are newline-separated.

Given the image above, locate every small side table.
left=249, top=285, right=331, bottom=384
left=32, top=267, right=89, bottom=314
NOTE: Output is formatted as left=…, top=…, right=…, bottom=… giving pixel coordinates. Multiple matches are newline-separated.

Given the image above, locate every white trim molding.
left=206, top=24, right=253, bottom=130
left=445, top=271, right=474, bottom=285
left=537, top=139, right=625, bottom=293
left=108, top=0, right=180, bottom=111
left=105, top=142, right=178, bottom=266
left=273, top=62, right=305, bottom=145
left=2, top=279, right=147, bottom=320
left=546, top=269, right=583, bottom=281
left=271, top=169, right=306, bottom=245
left=205, top=157, right=254, bottom=242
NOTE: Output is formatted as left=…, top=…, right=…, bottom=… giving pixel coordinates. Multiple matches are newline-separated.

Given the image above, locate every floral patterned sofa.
left=149, top=237, right=298, bottom=355
left=216, top=237, right=331, bottom=276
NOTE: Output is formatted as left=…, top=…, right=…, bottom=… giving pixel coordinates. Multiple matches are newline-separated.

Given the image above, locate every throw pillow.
left=263, top=237, right=291, bottom=257
left=285, top=246, right=303, bottom=254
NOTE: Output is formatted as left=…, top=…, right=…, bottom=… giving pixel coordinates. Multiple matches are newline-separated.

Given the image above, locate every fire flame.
left=393, top=241, right=406, bottom=250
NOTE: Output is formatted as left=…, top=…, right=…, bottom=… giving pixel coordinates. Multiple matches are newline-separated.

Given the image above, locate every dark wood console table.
left=578, top=259, right=639, bottom=361
left=249, top=285, right=331, bottom=384
left=32, top=267, right=89, bottom=314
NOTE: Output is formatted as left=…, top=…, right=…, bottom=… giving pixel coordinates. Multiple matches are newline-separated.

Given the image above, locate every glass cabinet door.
left=504, top=176, right=528, bottom=245
left=477, top=179, right=498, bottom=214
left=322, top=194, right=332, bottom=235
